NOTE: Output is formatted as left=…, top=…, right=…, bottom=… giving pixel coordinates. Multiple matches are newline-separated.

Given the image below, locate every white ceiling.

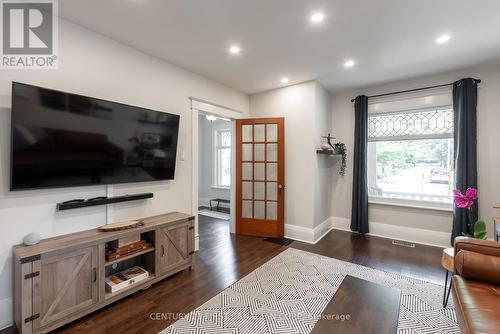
left=60, top=0, right=500, bottom=94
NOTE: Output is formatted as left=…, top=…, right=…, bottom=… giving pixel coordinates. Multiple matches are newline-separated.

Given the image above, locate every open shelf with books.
left=104, top=230, right=156, bottom=295
left=105, top=247, right=155, bottom=266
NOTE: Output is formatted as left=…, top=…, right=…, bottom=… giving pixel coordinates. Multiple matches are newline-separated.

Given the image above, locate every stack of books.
left=105, top=235, right=153, bottom=261
left=105, top=266, right=149, bottom=293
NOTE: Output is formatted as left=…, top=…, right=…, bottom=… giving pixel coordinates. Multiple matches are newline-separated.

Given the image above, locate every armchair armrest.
left=454, top=239, right=500, bottom=257
left=454, top=239, right=500, bottom=286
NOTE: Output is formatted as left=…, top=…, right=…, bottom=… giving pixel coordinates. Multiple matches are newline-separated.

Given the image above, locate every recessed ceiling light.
left=229, top=45, right=241, bottom=55
left=436, top=34, right=451, bottom=44
left=344, top=59, right=355, bottom=68
left=280, top=77, right=289, bottom=84
left=310, top=12, right=325, bottom=24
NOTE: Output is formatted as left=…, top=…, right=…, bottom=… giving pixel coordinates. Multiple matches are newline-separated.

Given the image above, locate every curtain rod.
left=350, top=79, right=481, bottom=103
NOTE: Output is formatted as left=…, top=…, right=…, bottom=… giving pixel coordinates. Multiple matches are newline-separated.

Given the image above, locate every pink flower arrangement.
left=453, top=187, right=487, bottom=240
left=453, top=188, right=478, bottom=208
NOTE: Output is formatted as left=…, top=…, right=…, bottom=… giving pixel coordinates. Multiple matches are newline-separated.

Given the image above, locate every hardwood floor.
left=1, top=216, right=444, bottom=334
left=293, top=229, right=444, bottom=285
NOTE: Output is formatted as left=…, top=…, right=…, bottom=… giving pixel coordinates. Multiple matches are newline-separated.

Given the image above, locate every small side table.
left=441, top=247, right=455, bottom=307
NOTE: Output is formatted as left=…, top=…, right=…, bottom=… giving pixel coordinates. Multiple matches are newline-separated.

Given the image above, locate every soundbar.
left=57, top=193, right=154, bottom=211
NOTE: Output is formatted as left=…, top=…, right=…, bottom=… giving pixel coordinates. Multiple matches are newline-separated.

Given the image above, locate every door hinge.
left=188, top=226, right=194, bottom=230
left=24, top=271, right=40, bottom=279
left=24, top=314, right=40, bottom=323
left=189, top=251, right=194, bottom=255
left=20, top=254, right=41, bottom=264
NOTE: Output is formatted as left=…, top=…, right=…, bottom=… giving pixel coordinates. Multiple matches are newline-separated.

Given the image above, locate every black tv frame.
left=9, top=81, right=180, bottom=191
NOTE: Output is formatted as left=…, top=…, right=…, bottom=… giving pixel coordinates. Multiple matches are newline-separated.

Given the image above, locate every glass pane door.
left=236, top=118, right=284, bottom=238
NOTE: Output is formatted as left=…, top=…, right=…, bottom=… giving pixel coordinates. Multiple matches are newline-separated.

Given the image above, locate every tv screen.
left=10, top=82, right=180, bottom=190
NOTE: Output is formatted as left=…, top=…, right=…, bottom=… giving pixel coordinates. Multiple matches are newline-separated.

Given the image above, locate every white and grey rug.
left=198, top=209, right=231, bottom=220
left=161, top=248, right=459, bottom=333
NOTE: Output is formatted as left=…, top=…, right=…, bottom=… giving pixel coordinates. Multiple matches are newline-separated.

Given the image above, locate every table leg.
left=209, top=200, right=213, bottom=211
left=443, top=270, right=452, bottom=307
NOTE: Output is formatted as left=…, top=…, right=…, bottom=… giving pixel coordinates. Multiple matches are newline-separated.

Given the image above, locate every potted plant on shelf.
left=320, top=134, right=347, bottom=176
left=332, top=142, right=347, bottom=176
left=453, top=187, right=487, bottom=240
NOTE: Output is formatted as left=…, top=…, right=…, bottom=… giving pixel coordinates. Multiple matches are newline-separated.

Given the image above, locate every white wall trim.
left=192, top=103, right=238, bottom=239
left=190, top=97, right=243, bottom=118
left=313, top=218, right=334, bottom=243
left=286, top=215, right=454, bottom=252
left=285, top=218, right=334, bottom=244
left=0, top=296, right=12, bottom=329
left=285, top=224, right=314, bottom=243
left=331, top=217, right=449, bottom=248
left=195, top=234, right=200, bottom=251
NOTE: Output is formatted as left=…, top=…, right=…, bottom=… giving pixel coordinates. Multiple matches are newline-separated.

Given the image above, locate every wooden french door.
left=236, top=118, right=285, bottom=237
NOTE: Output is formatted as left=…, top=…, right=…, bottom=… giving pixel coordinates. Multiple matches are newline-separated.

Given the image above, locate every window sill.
left=368, top=198, right=453, bottom=212
left=211, top=185, right=230, bottom=190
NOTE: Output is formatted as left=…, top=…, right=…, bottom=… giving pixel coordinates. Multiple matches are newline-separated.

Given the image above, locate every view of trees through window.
left=368, top=138, right=453, bottom=203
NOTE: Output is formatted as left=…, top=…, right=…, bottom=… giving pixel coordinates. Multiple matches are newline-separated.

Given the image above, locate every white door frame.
left=190, top=98, right=244, bottom=250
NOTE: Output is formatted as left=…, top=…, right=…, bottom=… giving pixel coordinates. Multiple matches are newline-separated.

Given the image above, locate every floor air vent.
left=392, top=240, right=415, bottom=248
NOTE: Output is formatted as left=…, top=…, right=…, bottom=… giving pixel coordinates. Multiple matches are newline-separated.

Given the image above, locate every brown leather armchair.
left=452, top=239, right=500, bottom=334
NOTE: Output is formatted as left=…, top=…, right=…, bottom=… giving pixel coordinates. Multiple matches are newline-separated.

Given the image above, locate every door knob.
left=278, top=184, right=284, bottom=189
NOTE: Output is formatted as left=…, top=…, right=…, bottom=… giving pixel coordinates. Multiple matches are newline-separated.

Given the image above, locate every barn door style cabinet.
left=13, top=212, right=195, bottom=334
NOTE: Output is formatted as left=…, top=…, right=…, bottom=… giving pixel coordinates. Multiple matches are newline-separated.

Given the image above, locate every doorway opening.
left=197, top=113, right=232, bottom=221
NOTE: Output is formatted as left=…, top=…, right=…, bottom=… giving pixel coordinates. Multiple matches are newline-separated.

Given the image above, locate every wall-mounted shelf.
left=316, top=150, right=341, bottom=156
left=57, top=193, right=154, bottom=211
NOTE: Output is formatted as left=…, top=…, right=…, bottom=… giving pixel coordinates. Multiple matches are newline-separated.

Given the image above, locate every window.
left=214, top=129, right=231, bottom=187
left=367, top=106, right=454, bottom=209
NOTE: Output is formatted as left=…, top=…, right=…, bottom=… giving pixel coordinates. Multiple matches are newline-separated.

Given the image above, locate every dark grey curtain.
left=350, top=95, right=369, bottom=234
left=452, top=78, right=479, bottom=244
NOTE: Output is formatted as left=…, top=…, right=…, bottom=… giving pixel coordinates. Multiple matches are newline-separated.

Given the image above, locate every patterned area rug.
left=160, top=248, right=459, bottom=333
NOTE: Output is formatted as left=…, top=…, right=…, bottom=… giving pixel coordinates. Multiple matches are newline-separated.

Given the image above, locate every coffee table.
left=311, top=275, right=401, bottom=334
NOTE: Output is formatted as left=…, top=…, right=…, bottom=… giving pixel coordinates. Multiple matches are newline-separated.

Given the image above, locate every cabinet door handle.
left=161, top=245, right=165, bottom=257
left=93, top=268, right=97, bottom=283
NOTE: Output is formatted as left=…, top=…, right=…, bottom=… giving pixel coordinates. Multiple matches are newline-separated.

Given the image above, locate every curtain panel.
left=351, top=95, right=369, bottom=233
left=451, top=78, right=479, bottom=243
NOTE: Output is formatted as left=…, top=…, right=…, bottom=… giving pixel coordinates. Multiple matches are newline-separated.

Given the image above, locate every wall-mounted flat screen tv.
left=10, top=82, right=180, bottom=190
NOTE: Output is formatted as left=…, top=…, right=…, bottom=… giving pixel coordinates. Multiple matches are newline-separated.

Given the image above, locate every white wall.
left=329, top=63, right=500, bottom=246
left=249, top=82, right=334, bottom=242
left=250, top=82, right=316, bottom=233
left=198, top=115, right=231, bottom=207
left=0, top=19, right=248, bottom=329
left=313, top=83, right=334, bottom=232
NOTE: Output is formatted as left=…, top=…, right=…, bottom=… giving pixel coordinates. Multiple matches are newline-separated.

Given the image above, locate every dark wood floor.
left=2, top=216, right=444, bottom=334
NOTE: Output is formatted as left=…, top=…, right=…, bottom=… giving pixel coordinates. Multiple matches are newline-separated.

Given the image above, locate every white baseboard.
left=285, top=224, right=314, bottom=243
left=285, top=218, right=334, bottom=244
left=285, top=217, right=450, bottom=248
left=331, top=217, right=450, bottom=248
left=0, top=296, right=12, bottom=329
